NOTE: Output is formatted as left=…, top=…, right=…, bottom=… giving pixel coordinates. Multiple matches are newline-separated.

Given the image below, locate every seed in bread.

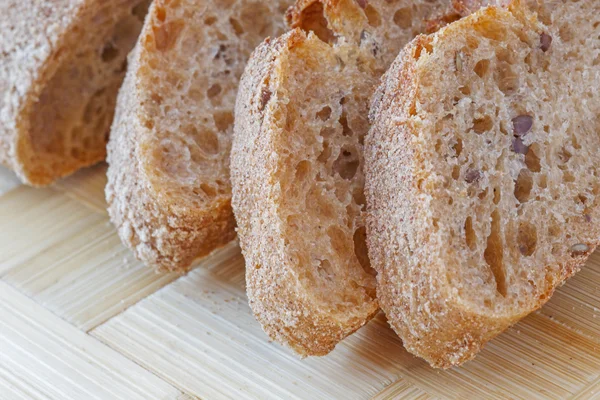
left=0, top=0, right=150, bottom=186
left=365, top=0, right=600, bottom=368
left=231, top=0, right=465, bottom=356
left=106, top=0, right=291, bottom=272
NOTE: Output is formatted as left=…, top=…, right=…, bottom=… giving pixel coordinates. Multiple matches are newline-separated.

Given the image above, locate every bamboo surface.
left=1, top=164, right=599, bottom=400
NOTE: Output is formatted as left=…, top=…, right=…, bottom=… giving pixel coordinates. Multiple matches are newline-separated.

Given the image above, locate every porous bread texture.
left=366, top=0, right=600, bottom=368
left=106, top=0, right=291, bottom=272
left=0, top=0, right=149, bottom=186
left=232, top=0, right=460, bottom=356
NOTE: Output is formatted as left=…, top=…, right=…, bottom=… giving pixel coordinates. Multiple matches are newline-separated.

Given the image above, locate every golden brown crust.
left=232, top=30, right=379, bottom=355
left=107, top=0, right=291, bottom=272
left=0, top=0, right=147, bottom=186
left=233, top=0, right=480, bottom=358
left=366, top=3, right=600, bottom=367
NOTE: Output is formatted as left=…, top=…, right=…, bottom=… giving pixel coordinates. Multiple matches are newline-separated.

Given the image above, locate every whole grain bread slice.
left=0, top=0, right=150, bottom=186
left=231, top=0, right=471, bottom=356
left=106, top=0, right=292, bottom=272
left=366, top=0, right=600, bottom=368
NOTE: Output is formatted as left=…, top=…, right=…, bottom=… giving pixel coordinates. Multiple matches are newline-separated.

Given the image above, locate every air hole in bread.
left=393, top=8, right=412, bottom=29
left=493, top=186, right=501, bottom=204
left=190, top=126, right=219, bottom=155
left=517, top=221, right=537, bottom=257
left=200, top=183, right=217, bottom=197
left=453, top=138, right=463, bottom=157
left=353, top=227, right=375, bottom=276
left=474, top=59, right=490, bottom=78
left=295, top=2, right=335, bottom=44
left=317, top=140, right=331, bottom=164
left=558, top=146, right=572, bottom=164
left=514, top=169, right=533, bottom=203
left=204, top=15, right=217, bottom=25
left=365, top=5, right=382, bottom=27
left=559, top=24, right=573, bottom=42
left=352, top=187, right=366, bottom=208
left=413, top=37, right=433, bottom=59
left=525, top=144, right=541, bottom=172
left=152, top=20, right=184, bottom=51
left=464, top=216, right=476, bottom=250
left=459, top=86, right=471, bottom=96
left=563, top=171, right=575, bottom=183
left=101, top=43, right=119, bottom=62
left=230, top=17, right=244, bottom=36
left=466, top=35, right=479, bottom=50
left=484, top=209, right=507, bottom=297
left=213, top=110, right=234, bottom=132
left=339, top=111, right=353, bottom=136
left=295, top=160, right=311, bottom=181
left=538, top=174, right=547, bottom=189
left=333, top=146, right=359, bottom=180
left=452, top=165, right=460, bottom=181
left=317, top=106, right=332, bottom=121
left=317, top=259, right=334, bottom=280
left=155, top=6, right=166, bottom=22
left=207, top=83, right=222, bottom=99
left=497, top=63, right=518, bottom=95
left=328, top=226, right=349, bottom=255
left=472, top=115, right=493, bottom=134
left=474, top=20, right=506, bottom=41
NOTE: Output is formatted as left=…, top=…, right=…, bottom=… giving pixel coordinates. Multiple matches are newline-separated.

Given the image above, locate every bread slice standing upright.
left=0, top=0, right=150, bottom=186
left=106, top=0, right=292, bottom=272
left=366, top=0, right=600, bottom=368
left=231, top=0, right=469, bottom=356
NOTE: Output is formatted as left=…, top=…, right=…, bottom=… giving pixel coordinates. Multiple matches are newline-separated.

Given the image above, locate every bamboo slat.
left=93, top=243, right=419, bottom=400
left=53, top=164, right=109, bottom=214
left=0, top=185, right=178, bottom=331
left=92, top=242, right=600, bottom=400
left=0, top=281, right=183, bottom=399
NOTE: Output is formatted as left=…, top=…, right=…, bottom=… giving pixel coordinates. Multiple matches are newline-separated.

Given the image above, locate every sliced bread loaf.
left=0, top=0, right=149, bottom=186
left=231, top=0, right=468, bottom=356
left=106, top=0, right=291, bottom=272
left=366, top=0, right=600, bottom=368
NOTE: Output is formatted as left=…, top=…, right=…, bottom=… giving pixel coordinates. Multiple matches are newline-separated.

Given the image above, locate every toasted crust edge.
left=231, top=29, right=379, bottom=356
left=106, top=3, right=236, bottom=273
left=365, top=8, right=598, bottom=368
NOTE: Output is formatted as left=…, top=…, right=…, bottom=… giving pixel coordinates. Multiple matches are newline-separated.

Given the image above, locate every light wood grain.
left=93, top=242, right=422, bottom=400
left=53, top=163, right=108, bottom=214
left=0, top=185, right=179, bottom=331
left=0, top=280, right=183, bottom=400
left=372, top=379, right=435, bottom=400
left=93, top=240, right=600, bottom=400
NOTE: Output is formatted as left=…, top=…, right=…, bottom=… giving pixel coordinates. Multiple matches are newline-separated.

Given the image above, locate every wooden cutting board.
left=1, top=164, right=599, bottom=400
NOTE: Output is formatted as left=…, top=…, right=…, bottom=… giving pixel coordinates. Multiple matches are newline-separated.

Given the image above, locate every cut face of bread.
left=106, top=0, right=291, bottom=272
left=0, top=0, right=150, bottom=186
left=232, top=0, right=461, bottom=356
left=366, top=1, right=600, bottom=368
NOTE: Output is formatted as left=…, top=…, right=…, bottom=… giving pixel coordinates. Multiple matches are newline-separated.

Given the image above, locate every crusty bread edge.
left=106, top=3, right=236, bottom=273
left=231, top=29, right=379, bottom=356
left=365, top=6, right=598, bottom=368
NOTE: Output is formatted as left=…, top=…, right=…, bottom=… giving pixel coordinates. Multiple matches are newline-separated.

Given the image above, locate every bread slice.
left=365, top=0, right=600, bottom=368
left=106, top=0, right=291, bottom=272
left=231, top=0, right=470, bottom=356
left=0, top=0, right=150, bottom=186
